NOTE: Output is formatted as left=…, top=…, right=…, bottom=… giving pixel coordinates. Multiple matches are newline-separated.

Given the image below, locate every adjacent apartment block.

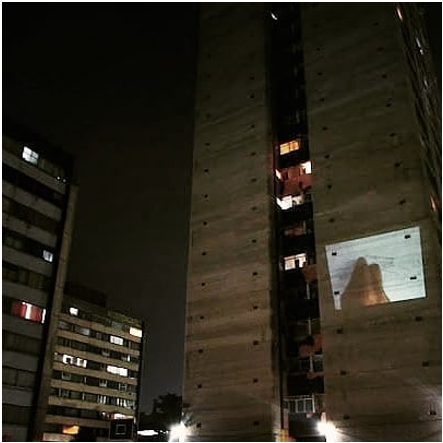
left=183, top=3, right=441, bottom=442
left=2, top=121, right=77, bottom=442
left=43, top=283, right=144, bottom=442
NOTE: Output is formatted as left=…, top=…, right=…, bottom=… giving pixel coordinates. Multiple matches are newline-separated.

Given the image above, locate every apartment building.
left=183, top=3, right=441, bottom=442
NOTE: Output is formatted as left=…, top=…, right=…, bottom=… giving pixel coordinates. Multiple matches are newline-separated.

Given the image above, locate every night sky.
left=2, top=3, right=440, bottom=414
left=3, top=4, right=198, bottom=413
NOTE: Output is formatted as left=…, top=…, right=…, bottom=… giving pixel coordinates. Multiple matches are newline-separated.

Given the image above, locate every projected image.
left=325, top=227, right=426, bottom=310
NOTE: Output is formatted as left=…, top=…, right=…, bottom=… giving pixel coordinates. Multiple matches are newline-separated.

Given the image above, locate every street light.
left=169, top=422, right=188, bottom=442
left=317, top=421, right=337, bottom=442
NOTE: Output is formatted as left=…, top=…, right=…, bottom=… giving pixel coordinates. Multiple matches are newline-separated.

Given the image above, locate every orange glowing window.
left=279, top=140, right=300, bottom=155
left=62, top=426, right=79, bottom=435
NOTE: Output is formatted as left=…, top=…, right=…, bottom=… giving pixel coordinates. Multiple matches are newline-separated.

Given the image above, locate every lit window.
left=11, top=300, right=45, bottom=323
left=106, top=365, right=128, bottom=377
left=99, top=379, right=108, bottom=387
left=62, top=354, right=87, bottom=368
left=43, top=250, right=54, bottom=263
left=396, top=5, right=403, bottom=21
left=284, top=253, right=308, bottom=270
left=415, top=37, right=424, bottom=55
left=277, top=196, right=293, bottom=210
left=62, top=426, right=79, bottom=436
left=279, top=140, right=300, bottom=155
left=300, top=161, right=312, bottom=175
left=110, top=335, right=124, bottom=346
left=129, top=327, right=142, bottom=338
left=22, top=146, right=39, bottom=165
left=98, top=395, right=107, bottom=404
left=69, top=307, right=78, bottom=316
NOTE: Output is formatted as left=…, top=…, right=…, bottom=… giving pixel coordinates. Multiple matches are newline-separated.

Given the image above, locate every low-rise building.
left=42, top=284, right=145, bottom=442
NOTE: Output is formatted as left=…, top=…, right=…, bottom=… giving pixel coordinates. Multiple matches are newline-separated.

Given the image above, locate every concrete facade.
left=184, top=3, right=441, bottom=442
left=2, top=127, right=76, bottom=442
left=301, top=3, right=441, bottom=441
left=41, top=292, right=144, bottom=442
left=183, top=4, right=281, bottom=441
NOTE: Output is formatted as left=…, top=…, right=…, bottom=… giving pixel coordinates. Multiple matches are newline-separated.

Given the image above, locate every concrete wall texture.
left=184, top=3, right=441, bottom=442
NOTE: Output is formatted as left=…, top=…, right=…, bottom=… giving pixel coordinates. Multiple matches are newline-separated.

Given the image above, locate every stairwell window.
left=279, top=140, right=300, bottom=155
left=284, top=253, right=307, bottom=270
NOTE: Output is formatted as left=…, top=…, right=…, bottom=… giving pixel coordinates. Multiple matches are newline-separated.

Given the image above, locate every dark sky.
left=3, top=4, right=198, bottom=413
left=2, top=3, right=440, bottom=414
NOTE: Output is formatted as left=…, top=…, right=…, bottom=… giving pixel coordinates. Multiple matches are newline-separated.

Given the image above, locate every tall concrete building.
left=183, top=3, right=441, bottom=442
left=2, top=122, right=77, bottom=441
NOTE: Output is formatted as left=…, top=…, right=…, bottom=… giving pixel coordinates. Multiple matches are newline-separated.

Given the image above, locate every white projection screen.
left=325, top=227, right=426, bottom=310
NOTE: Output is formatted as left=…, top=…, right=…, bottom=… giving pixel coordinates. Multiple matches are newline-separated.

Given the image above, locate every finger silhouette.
left=341, top=257, right=389, bottom=309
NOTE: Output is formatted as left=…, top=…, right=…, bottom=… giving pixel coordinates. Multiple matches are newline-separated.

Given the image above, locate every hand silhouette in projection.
left=341, top=257, right=389, bottom=309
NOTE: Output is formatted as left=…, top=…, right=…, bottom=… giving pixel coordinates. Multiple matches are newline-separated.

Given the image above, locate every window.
left=43, top=250, right=54, bottom=263
left=415, top=37, right=424, bottom=55
left=299, top=161, right=312, bottom=175
left=110, top=335, right=124, bottom=346
left=61, top=372, right=72, bottom=381
left=59, top=320, right=71, bottom=331
left=74, top=325, right=90, bottom=336
left=99, top=379, right=108, bottom=388
left=295, top=396, right=313, bottom=413
left=129, top=327, right=142, bottom=338
left=22, top=146, right=39, bottom=165
left=284, top=253, right=307, bottom=270
left=69, top=307, right=79, bottom=316
left=284, top=222, right=306, bottom=237
left=98, top=395, right=107, bottom=404
left=11, top=300, right=46, bottom=323
left=62, top=354, right=87, bottom=368
left=115, top=424, right=127, bottom=436
left=277, top=194, right=306, bottom=211
left=106, top=365, right=128, bottom=377
left=279, top=140, right=300, bottom=155
left=277, top=196, right=293, bottom=210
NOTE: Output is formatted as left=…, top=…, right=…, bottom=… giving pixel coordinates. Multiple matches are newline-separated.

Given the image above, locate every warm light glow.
left=317, top=421, right=338, bottom=442
left=275, top=169, right=282, bottom=180
left=129, top=326, right=142, bottom=337
left=279, top=140, right=300, bottom=155
left=169, top=422, right=188, bottom=442
left=138, top=430, right=159, bottom=436
left=396, top=5, right=403, bottom=21
left=62, top=426, right=79, bottom=435
left=300, top=161, right=312, bottom=174
left=284, top=253, right=307, bottom=270
left=277, top=196, right=292, bottom=210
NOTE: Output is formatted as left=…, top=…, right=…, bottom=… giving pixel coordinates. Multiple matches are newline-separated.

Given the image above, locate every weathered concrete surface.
left=301, top=3, right=441, bottom=441
left=183, top=4, right=281, bottom=442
